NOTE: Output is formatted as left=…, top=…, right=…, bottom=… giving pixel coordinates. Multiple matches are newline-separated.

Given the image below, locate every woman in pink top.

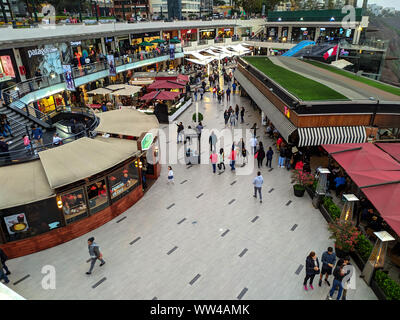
left=210, top=152, right=218, bottom=173
left=229, top=148, right=236, bottom=171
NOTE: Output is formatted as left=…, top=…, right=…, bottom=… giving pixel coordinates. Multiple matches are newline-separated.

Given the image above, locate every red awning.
left=322, top=143, right=400, bottom=236
left=148, top=80, right=185, bottom=90
left=177, top=74, right=189, bottom=82
left=322, top=143, right=400, bottom=171
left=376, top=143, right=400, bottom=163
left=141, top=91, right=180, bottom=101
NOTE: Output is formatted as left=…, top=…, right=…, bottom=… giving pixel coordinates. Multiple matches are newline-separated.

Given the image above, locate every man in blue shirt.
left=32, top=125, right=43, bottom=150
left=253, top=171, right=264, bottom=203
left=319, top=247, right=336, bottom=287
left=334, top=175, right=346, bottom=196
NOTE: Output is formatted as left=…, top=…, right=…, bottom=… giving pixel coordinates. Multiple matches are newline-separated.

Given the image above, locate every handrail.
left=0, top=106, right=99, bottom=164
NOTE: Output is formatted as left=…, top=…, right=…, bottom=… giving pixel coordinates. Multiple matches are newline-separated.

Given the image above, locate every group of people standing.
left=303, top=247, right=353, bottom=300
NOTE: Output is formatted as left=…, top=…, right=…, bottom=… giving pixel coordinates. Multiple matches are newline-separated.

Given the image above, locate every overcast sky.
left=368, top=0, right=400, bottom=9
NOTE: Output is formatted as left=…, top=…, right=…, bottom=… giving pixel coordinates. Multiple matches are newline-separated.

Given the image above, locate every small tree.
left=291, top=169, right=315, bottom=189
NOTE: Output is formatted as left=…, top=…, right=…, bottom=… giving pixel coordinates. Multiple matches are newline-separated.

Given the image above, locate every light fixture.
left=15, top=87, right=20, bottom=91
left=300, top=17, right=304, bottom=21
left=340, top=194, right=359, bottom=222
left=56, top=195, right=63, bottom=209
left=361, top=231, right=395, bottom=285
left=278, top=17, right=282, bottom=21
left=330, top=17, right=335, bottom=21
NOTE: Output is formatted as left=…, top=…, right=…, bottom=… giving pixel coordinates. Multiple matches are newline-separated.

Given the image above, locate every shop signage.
left=105, top=37, right=114, bottom=43
left=70, top=41, right=82, bottom=46
left=140, top=132, right=154, bottom=151
left=0, top=55, right=15, bottom=79
left=27, top=47, right=58, bottom=58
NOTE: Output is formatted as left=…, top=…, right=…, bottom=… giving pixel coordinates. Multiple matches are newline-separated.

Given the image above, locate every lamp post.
left=340, top=194, right=359, bottom=223
left=312, top=168, right=330, bottom=209
left=361, top=231, right=395, bottom=285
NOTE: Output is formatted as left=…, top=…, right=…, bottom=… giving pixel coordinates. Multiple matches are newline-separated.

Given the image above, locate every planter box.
left=168, top=98, right=192, bottom=122
left=319, top=204, right=334, bottom=224
left=371, top=278, right=387, bottom=300
left=350, top=251, right=366, bottom=271
left=305, top=186, right=315, bottom=199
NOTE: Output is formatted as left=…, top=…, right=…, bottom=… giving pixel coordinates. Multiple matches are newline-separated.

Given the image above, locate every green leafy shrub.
left=355, top=234, right=373, bottom=262
left=322, top=196, right=341, bottom=220
left=192, top=112, right=203, bottom=122
left=375, top=270, right=400, bottom=300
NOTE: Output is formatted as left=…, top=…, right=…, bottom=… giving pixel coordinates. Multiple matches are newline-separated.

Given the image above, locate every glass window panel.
left=87, top=179, right=109, bottom=214
left=108, top=162, right=139, bottom=203
left=62, top=189, right=88, bottom=225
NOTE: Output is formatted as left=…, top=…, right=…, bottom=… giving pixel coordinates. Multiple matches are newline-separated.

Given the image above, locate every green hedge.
left=375, top=270, right=400, bottom=300
left=355, top=234, right=373, bottom=261
left=322, top=196, right=341, bottom=220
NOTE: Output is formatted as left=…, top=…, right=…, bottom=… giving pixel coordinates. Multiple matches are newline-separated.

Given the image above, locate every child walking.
left=167, top=166, right=174, bottom=184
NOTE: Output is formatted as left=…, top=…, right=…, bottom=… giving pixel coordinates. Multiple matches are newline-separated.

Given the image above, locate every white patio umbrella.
left=87, top=88, right=113, bottom=95
left=106, top=84, right=126, bottom=91
left=109, top=85, right=142, bottom=96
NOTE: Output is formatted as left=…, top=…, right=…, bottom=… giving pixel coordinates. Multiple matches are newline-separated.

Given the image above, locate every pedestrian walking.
left=285, top=145, right=292, bottom=170
left=167, top=166, right=174, bottom=184
left=0, top=259, right=10, bottom=284
left=319, top=247, right=336, bottom=287
left=199, top=87, right=204, bottom=100
left=278, top=143, right=286, bottom=168
left=0, top=136, right=11, bottom=164
left=217, top=89, right=222, bottom=104
left=0, top=247, right=10, bottom=276
left=232, top=82, right=237, bottom=95
left=303, top=251, right=320, bottom=290
left=229, top=147, right=236, bottom=171
left=210, top=151, right=218, bottom=173
left=229, top=112, right=236, bottom=127
left=256, top=143, right=265, bottom=168
left=250, top=136, right=257, bottom=155
left=196, top=121, right=203, bottom=139
left=251, top=123, right=258, bottom=138
left=86, top=237, right=105, bottom=275
left=194, top=88, right=198, bottom=101
left=209, top=131, right=217, bottom=152
left=341, top=256, right=352, bottom=300
left=176, top=122, right=184, bottom=143
left=253, top=171, right=263, bottom=203
left=223, top=110, right=229, bottom=127
left=235, top=105, right=239, bottom=121
left=327, top=259, right=350, bottom=300
left=212, top=86, right=217, bottom=99
left=240, top=106, right=245, bottom=123
left=32, top=125, right=44, bottom=150
left=266, top=147, right=274, bottom=168
left=218, top=148, right=225, bottom=172
left=226, top=87, right=231, bottom=102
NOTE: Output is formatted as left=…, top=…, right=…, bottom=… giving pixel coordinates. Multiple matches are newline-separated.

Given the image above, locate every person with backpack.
left=341, top=256, right=352, bottom=300
left=86, top=237, right=105, bottom=275
left=0, top=247, right=10, bottom=276
left=303, top=251, right=320, bottom=290
left=266, top=147, right=274, bottom=168
left=218, top=148, right=225, bottom=172
left=319, top=247, right=336, bottom=287
left=278, top=143, right=286, bottom=168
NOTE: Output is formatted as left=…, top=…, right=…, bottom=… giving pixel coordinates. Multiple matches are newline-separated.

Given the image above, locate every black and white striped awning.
left=298, top=126, right=366, bottom=147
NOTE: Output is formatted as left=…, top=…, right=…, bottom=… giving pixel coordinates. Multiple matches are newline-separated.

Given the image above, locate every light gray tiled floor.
left=5, top=79, right=377, bottom=300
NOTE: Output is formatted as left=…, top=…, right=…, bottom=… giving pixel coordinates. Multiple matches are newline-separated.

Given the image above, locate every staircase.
left=0, top=102, right=47, bottom=153
left=282, top=40, right=316, bottom=57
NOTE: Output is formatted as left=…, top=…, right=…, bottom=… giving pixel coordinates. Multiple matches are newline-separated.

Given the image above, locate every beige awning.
left=110, top=85, right=142, bottom=96
left=0, top=160, right=55, bottom=210
left=96, top=109, right=159, bottom=138
left=106, top=84, right=127, bottom=90
left=87, top=88, right=112, bottom=95
left=130, top=79, right=154, bottom=85
left=39, top=137, right=139, bottom=189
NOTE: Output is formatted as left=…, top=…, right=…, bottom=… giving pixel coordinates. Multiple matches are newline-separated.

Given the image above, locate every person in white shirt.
left=167, top=166, right=174, bottom=184
left=253, top=171, right=264, bottom=203
left=249, top=136, right=258, bottom=155
left=53, top=133, right=62, bottom=146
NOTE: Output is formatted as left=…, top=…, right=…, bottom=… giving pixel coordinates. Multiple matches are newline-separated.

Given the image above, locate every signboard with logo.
left=62, top=64, right=76, bottom=91
left=107, top=54, right=116, bottom=76
left=138, top=132, right=154, bottom=151
left=0, top=55, right=16, bottom=82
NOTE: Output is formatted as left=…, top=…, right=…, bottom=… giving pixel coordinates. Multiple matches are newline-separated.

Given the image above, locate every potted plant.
left=192, top=112, right=203, bottom=122
left=291, top=169, right=315, bottom=197
left=328, top=220, right=360, bottom=259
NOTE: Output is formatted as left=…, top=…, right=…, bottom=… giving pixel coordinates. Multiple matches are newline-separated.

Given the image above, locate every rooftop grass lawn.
left=243, top=56, right=348, bottom=101
left=304, top=60, right=400, bottom=97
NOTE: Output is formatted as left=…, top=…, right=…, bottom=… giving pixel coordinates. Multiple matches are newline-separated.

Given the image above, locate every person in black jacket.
left=257, top=143, right=265, bottom=169
left=0, top=248, right=10, bottom=275
left=303, top=251, right=320, bottom=290
left=327, top=258, right=350, bottom=300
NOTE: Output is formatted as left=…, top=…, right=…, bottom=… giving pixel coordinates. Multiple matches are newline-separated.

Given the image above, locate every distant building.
left=167, top=0, right=182, bottom=19
left=113, top=0, right=151, bottom=20
left=368, top=3, right=383, bottom=16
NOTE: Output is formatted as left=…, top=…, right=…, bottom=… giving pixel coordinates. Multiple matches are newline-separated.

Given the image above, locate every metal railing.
left=0, top=106, right=99, bottom=166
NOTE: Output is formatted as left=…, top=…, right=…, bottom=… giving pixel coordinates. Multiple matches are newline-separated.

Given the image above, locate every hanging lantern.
left=361, top=231, right=395, bottom=285
left=340, top=194, right=359, bottom=223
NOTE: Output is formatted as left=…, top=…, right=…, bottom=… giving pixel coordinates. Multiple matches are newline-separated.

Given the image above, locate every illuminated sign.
left=141, top=132, right=154, bottom=151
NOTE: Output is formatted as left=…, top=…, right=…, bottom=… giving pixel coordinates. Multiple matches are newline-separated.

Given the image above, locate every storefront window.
left=0, top=197, right=64, bottom=242
left=87, top=179, right=109, bottom=214
left=108, top=162, right=139, bottom=203
left=200, top=29, right=216, bottom=40
left=61, top=188, right=88, bottom=225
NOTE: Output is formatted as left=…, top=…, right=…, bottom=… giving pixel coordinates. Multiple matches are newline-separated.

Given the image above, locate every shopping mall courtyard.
left=5, top=85, right=377, bottom=300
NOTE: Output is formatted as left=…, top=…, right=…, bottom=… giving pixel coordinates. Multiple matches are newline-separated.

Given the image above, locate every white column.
left=101, top=37, right=107, bottom=55
left=12, top=48, right=26, bottom=81
left=288, top=26, right=293, bottom=42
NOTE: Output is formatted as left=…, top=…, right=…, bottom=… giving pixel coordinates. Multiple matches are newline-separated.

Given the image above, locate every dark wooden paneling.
left=296, top=114, right=372, bottom=127
left=0, top=187, right=144, bottom=259
left=374, top=114, right=400, bottom=128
